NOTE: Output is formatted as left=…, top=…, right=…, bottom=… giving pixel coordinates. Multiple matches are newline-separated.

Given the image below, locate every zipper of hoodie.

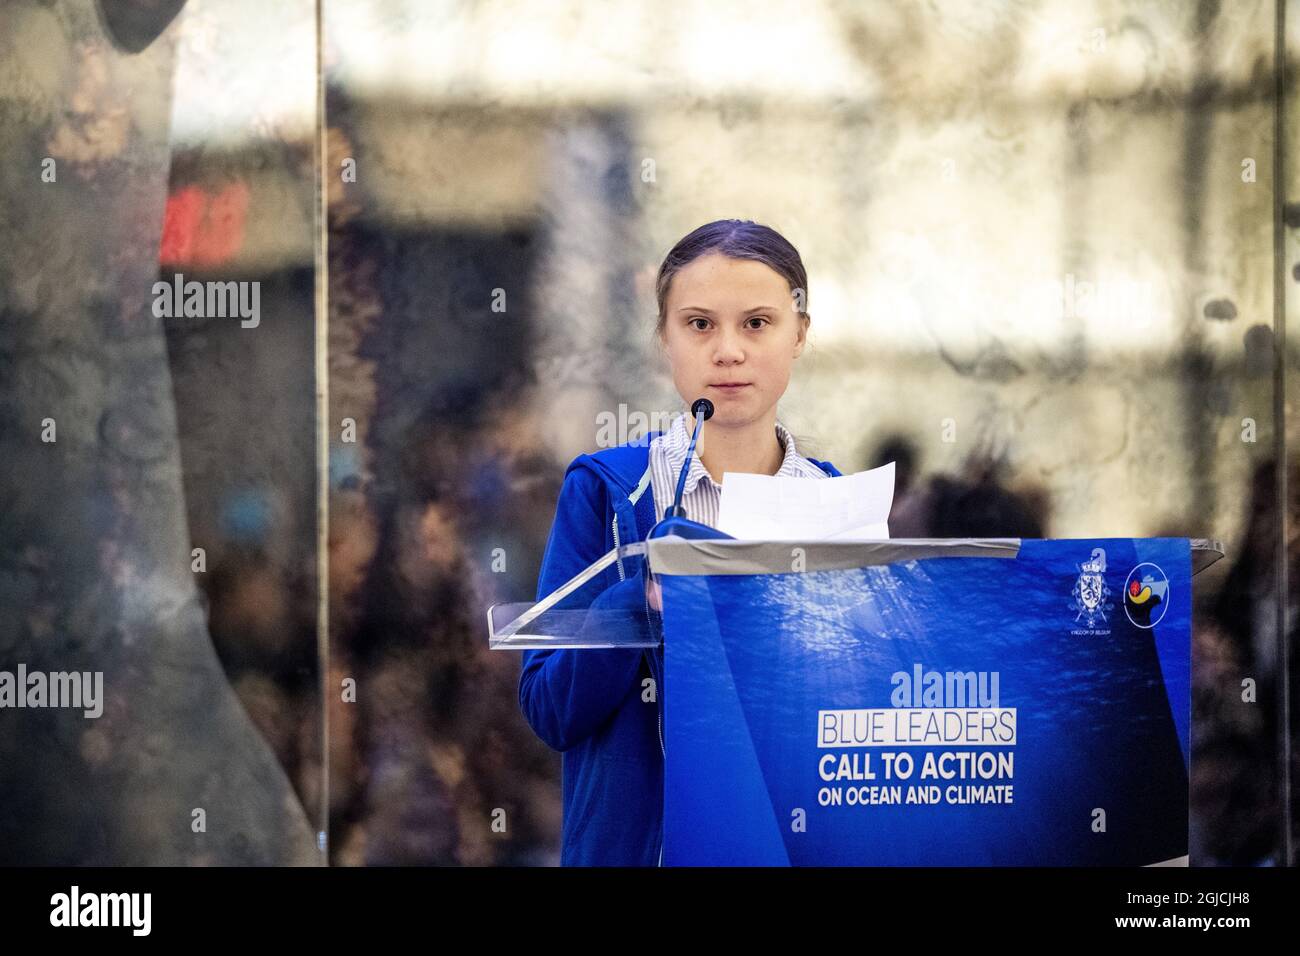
left=617, top=460, right=664, bottom=864
left=612, top=514, right=625, bottom=581
left=657, top=701, right=664, bottom=867
left=643, top=600, right=666, bottom=759
left=643, top=624, right=667, bottom=756
left=642, top=582, right=666, bottom=867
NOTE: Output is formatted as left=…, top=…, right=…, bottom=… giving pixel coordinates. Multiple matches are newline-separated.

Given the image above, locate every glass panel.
left=0, top=0, right=323, bottom=864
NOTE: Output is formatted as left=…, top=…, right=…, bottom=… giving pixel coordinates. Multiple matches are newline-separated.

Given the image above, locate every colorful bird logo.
left=1123, top=563, right=1169, bottom=629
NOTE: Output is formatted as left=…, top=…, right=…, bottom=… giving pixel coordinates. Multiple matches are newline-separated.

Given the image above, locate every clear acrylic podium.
left=488, top=536, right=1224, bottom=649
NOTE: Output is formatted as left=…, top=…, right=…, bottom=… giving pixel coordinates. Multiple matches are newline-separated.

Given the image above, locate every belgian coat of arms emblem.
left=1069, top=547, right=1112, bottom=628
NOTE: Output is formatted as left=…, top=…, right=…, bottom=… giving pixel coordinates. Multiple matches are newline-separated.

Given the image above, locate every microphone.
left=664, top=398, right=713, bottom=519
left=647, top=397, right=731, bottom=542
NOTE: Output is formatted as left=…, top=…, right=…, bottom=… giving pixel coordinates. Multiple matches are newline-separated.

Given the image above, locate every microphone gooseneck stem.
left=666, top=398, right=714, bottom=519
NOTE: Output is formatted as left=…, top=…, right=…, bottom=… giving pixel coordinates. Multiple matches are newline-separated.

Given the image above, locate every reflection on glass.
left=0, top=0, right=322, bottom=864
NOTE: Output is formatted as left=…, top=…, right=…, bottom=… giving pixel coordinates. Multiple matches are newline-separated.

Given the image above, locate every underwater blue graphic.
left=660, top=538, right=1192, bottom=865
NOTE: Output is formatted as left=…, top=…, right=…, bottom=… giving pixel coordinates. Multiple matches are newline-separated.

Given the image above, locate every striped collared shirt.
left=648, top=411, right=830, bottom=528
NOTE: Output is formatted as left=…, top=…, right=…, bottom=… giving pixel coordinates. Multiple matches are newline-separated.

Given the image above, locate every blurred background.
left=0, top=0, right=1294, bottom=866
left=320, top=0, right=1297, bottom=866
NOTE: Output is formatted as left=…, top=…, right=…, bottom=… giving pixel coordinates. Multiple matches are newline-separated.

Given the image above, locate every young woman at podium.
left=519, top=219, right=842, bottom=865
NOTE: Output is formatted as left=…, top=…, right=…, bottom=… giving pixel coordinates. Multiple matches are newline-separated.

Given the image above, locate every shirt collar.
left=659, top=411, right=822, bottom=496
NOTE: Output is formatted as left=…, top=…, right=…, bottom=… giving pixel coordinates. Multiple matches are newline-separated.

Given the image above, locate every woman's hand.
left=645, top=575, right=663, bottom=612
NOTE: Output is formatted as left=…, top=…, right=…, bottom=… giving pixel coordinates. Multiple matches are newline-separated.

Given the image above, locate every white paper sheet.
left=716, top=461, right=895, bottom=541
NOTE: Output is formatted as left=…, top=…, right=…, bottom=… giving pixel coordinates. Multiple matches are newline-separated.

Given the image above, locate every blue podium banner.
left=659, top=538, right=1192, bottom=866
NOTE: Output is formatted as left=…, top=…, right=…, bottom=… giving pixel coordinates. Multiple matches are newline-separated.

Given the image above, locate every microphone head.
left=691, top=398, right=715, bottom=420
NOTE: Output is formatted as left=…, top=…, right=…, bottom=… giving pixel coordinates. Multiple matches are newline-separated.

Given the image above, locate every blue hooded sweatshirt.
left=518, top=429, right=842, bottom=866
